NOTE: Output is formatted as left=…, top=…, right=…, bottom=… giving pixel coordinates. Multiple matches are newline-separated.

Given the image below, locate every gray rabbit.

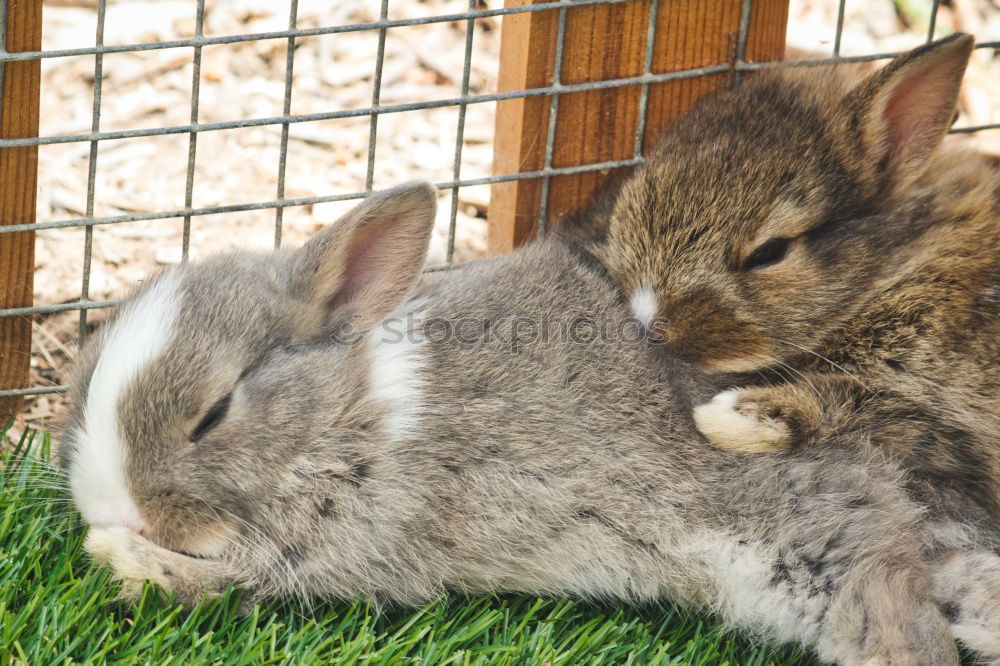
left=66, top=184, right=1000, bottom=664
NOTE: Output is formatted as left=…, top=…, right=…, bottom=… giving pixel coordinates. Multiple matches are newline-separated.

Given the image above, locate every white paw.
left=692, top=389, right=790, bottom=453
left=85, top=527, right=169, bottom=598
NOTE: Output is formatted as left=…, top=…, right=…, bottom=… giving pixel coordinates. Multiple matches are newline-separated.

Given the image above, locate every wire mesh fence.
left=0, top=0, right=998, bottom=402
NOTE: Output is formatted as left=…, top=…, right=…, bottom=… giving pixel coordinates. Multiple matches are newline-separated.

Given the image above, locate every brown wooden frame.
left=488, top=0, right=789, bottom=255
left=0, top=0, right=43, bottom=422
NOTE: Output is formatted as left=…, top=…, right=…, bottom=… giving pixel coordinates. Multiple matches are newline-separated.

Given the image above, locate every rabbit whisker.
left=775, top=339, right=866, bottom=386
left=774, top=360, right=826, bottom=408
left=201, top=504, right=311, bottom=615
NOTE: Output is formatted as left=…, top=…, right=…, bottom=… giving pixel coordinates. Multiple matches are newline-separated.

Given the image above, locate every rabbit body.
left=63, top=185, right=1000, bottom=663
left=581, top=36, right=1000, bottom=518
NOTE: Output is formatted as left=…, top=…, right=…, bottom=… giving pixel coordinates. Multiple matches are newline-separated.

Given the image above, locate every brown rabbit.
left=581, top=34, right=1000, bottom=516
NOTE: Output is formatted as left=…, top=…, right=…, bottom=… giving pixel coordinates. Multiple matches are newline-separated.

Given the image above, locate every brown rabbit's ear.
left=844, top=33, right=973, bottom=184
left=288, top=181, right=437, bottom=334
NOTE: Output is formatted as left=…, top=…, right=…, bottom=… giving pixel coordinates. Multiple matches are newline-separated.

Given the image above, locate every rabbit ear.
left=845, top=33, right=973, bottom=183
left=289, top=182, right=437, bottom=334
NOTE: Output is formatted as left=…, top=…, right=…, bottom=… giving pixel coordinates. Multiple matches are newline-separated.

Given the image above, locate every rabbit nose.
left=125, top=520, right=148, bottom=537
left=85, top=501, right=149, bottom=535
left=120, top=507, right=149, bottom=536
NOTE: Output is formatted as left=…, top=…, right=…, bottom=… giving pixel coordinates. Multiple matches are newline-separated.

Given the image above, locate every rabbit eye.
left=191, top=393, right=232, bottom=442
left=742, top=237, right=790, bottom=271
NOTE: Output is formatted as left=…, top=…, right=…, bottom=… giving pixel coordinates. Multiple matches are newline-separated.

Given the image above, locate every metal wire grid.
left=1, top=0, right=998, bottom=399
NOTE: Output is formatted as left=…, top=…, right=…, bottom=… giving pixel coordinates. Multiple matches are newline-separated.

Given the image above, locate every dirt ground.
left=7, top=0, right=1000, bottom=442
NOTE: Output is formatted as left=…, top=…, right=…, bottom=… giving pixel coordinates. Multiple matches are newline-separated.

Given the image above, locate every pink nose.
left=118, top=505, right=149, bottom=536
left=84, top=502, right=150, bottom=535
left=123, top=517, right=148, bottom=536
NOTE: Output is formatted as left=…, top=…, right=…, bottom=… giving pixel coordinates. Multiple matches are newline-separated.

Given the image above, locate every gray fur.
left=64, top=183, right=999, bottom=664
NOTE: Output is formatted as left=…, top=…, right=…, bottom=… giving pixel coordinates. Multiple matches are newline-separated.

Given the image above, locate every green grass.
left=0, top=425, right=813, bottom=666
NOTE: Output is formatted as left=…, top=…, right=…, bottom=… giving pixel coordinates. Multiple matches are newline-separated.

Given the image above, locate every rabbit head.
left=62, top=183, right=437, bottom=558
left=599, top=34, right=974, bottom=372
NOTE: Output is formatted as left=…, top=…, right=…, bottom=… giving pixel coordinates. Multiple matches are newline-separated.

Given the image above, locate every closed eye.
left=742, top=237, right=790, bottom=271
left=191, top=393, right=232, bottom=442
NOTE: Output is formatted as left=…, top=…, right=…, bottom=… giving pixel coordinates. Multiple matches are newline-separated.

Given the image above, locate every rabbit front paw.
left=85, top=526, right=173, bottom=600
left=86, top=527, right=233, bottom=605
left=693, top=389, right=793, bottom=453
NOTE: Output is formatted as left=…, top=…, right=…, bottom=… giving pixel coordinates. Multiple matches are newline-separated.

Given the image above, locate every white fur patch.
left=629, top=285, right=658, bottom=328
left=693, top=389, right=790, bottom=453
left=681, top=532, right=824, bottom=652
left=70, top=274, right=181, bottom=530
left=366, top=303, right=426, bottom=441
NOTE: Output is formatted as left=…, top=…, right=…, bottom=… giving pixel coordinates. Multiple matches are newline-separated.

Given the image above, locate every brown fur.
left=581, top=35, right=1000, bottom=518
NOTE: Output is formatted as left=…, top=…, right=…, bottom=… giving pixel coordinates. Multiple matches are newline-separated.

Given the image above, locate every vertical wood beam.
left=0, top=0, right=43, bottom=421
left=488, top=0, right=558, bottom=257
left=488, top=0, right=789, bottom=255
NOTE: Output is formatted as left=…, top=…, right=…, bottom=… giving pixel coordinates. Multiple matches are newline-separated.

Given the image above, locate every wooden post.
left=0, top=0, right=43, bottom=421
left=488, top=0, right=789, bottom=255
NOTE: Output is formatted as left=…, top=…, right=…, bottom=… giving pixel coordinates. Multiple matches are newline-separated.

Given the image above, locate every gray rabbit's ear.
left=845, top=33, right=973, bottom=183
left=288, top=181, right=437, bottom=334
